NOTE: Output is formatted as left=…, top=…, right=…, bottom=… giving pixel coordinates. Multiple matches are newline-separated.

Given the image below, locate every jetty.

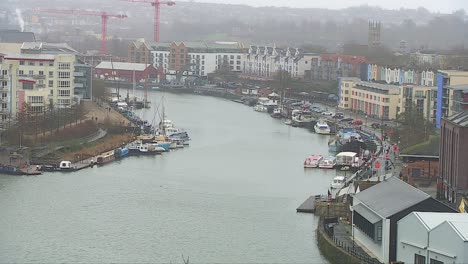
left=297, top=195, right=328, bottom=213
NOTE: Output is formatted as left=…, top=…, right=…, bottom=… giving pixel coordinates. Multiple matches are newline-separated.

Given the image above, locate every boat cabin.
left=59, top=161, right=72, bottom=170
left=336, top=152, right=359, bottom=167
left=331, top=176, right=346, bottom=189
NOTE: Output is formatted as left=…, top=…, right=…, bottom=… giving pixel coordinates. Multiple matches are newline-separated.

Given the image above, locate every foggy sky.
left=183, top=0, right=468, bottom=13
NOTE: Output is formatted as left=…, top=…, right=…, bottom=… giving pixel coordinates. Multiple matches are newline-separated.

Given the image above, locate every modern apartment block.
left=436, top=70, right=468, bottom=128
left=128, top=39, right=245, bottom=78
left=439, top=111, right=468, bottom=204
left=339, top=77, right=436, bottom=121
left=0, top=53, right=75, bottom=122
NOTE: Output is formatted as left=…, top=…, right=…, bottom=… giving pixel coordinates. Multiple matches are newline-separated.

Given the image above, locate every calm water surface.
left=0, top=92, right=334, bottom=263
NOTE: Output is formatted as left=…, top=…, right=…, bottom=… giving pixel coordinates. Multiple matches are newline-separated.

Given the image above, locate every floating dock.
left=297, top=195, right=320, bottom=213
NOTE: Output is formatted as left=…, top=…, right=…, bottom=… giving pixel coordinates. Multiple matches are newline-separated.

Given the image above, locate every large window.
left=353, top=211, right=375, bottom=239
left=430, top=258, right=443, bottom=264
left=27, top=96, right=44, bottom=104
left=58, top=90, right=71, bottom=97
left=414, top=254, right=426, bottom=264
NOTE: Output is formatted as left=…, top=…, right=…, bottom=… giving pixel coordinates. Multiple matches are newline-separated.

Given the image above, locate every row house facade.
left=309, top=54, right=366, bottom=81
left=339, top=77, right=436, bottom=121
left=242, top=45, right=312, bottom=80
left=0, top=53, right=76, bottom=122
left=366, top=64, right=436, bottom=86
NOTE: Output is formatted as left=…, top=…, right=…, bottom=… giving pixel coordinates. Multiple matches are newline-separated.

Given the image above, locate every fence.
left=323, top=220, right=381, bottom=264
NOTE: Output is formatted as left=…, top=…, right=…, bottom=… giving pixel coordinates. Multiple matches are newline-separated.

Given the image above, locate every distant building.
left=399, top=154, right=439, bottom=185
left=94, top=61, right=162, bottom=83
left=398, top=85, right=437, bottom=122
left=397, top=212, right=468, bottom=264
left=129, top=39, right=245, bottom=78
left=398, top=40, right=408, bottom=54
left=242, top=45, right=312, bottom=80
left=435, top=70, right=468, bottom=127
left=310, top=54, right=366, bottom=81
left=351, top=177, right=455, bottom=264
left=0, top=30, right=36, bottom=43
left=368, top=21, right=381, bottom=48
left=439, top=111, right=468, bottom=204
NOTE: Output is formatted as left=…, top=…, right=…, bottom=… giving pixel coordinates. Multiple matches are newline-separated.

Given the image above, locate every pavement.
left=332, top=221, right=380, bottom=261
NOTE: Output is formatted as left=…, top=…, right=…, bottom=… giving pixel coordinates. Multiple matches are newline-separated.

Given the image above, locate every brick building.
left=399, top=154, right=439, bottom=185
left=439, top=111, right=468, bottom=204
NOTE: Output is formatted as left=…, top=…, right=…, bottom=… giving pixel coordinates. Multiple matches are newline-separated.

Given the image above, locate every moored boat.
left=303, top=155, right=324, bottom=168
left=96, top=151, right=115, bottom=165
left=318, top=156, right=337, bottom=169
left=253, top=104, right=268, bottom=112
left=270, top=108, right=282, bottom=118
left=114, top=147, right=129, bottom=159
left=331, top=176, right=346, bottom=189
left=314, top=119, right=331, bottom=134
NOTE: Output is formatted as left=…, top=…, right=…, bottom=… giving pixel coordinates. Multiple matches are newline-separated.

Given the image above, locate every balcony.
left=34, top=75, right=46, bottom=79
left=74, top=72, right=84, bottom=77
left=0, top=75, right=8, bottom=80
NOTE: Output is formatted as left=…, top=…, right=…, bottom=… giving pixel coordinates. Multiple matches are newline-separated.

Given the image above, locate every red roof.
left=320, top=54, right=367, bottom=65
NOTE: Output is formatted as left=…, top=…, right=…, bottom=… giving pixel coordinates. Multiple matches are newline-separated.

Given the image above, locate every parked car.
left=332, top=112, right=344, bottom=119
left=371, top=123, right=380, bottom=129
left=352, top=120, right=363, bottom=125
left=322, top=111, right=333, bottom=116
left=340, top=118, right=353, bottom=123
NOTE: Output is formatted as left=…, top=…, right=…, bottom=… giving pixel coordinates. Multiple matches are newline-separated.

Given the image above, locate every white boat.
left=292, top=111, right=314, bottom=127
left=284, top=119, right=292, bottom=126
left=271, top=108, right=282, bottom=118
left=319, top=156, right=336, bottom=169
left=331, top=176, right=346, bottom=189
left=314, top=119, right=331, bottom=134
left=303, top=155, right=324, bottom=168
left=253, top=104, right=268, bottom=112
left=336, top=152, right=360, bottom=169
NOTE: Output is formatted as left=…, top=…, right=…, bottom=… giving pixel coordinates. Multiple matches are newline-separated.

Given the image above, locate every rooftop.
left=444, top=111, right=468, bottom=127
left=449, top=84, right=468, bottom=91
left=21, top=42, right=78, bottom=54
left=4, top=53, right=56, bottom=61
left=410, top=212, right=468, bottom=230
left=353, top=177, right=430, bottom=218
left=446, top=221, right=468, bottom=241
left=438, top=70, right=468, bottom=77
left=357, top=81, right=401, bottom=91
left=340, top=77, right=361, bottom=82
left=95, top=61, right=150, bottom=71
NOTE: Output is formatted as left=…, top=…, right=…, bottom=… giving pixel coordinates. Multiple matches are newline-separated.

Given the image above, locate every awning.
left=353, top=203, right=382, bottom=224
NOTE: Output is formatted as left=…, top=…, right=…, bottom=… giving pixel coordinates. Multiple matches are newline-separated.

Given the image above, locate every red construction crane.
left=35, top=9, right=127, bottom=55
left=121, top=0, right=175, bottom=42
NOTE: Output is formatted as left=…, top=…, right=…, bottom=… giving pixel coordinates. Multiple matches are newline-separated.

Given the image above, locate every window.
left=237, top=61, right=241, bottom=65
left=58, top=90, right=71, bottom=97
left=430, top=258, right=443, bottom=264
left=58, top=81, right=70, bottom=88
left=49, top=80, right=54, bottom=88
left=19, top=60, right=25, bottom=65
left=57, top=99, right=70, bottom=105
left=27, top=96, right=44, bottom=104
left=345, top=83, right=349, bottom=87
left=2, top=93, right=6, bottom=98
left=29, top=70, right=34, bottom=76
left=237, top=55, right=241, bottom=60
left=2, top=70, right=7, bottom=75
left=39, top=71, right=44, bottom=76
left=49, top=71, right=53, bottom=77
left=29, top=61, right=34, bottom=66
left=414, top=254, right=426, bottom=264
left=22, top=83, right=33, bottom=90
left=58, top=72, right=70, bottom=79
left=39, top=62, right=43, bottom=66
left=49, top=62, right=54, bottom=67
left=344, top=97, right=349, bottom=101
left=236, top=66, right=241, bottom=70
left=58, top=63, right=70, bottom=70
left=2, top=103, right=7, bottom=109
left=344, top=90, right=349, bottom=94
left=1, top=81, right=6, bottom=88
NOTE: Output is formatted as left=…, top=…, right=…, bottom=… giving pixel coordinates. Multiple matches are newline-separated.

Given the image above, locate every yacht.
left=253, top=104, right=268, bottom=112
left=314, top=120, right=331, bottom=134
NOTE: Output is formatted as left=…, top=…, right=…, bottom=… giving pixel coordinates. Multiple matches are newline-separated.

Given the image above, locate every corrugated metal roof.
left=446, top=111, right=468, bottom=127
left=95, top=61, right=149, bottom=71
left=354, top=177, right=430, bottom=218
left=5, top=53, right=55, bottom=60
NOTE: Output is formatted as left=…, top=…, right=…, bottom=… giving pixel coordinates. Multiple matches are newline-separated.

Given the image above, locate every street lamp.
left=352, top=223, right=355, bottom=252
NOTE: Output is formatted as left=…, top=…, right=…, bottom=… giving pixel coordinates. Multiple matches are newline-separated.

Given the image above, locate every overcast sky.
left=184, top=0, right=468, bottom=13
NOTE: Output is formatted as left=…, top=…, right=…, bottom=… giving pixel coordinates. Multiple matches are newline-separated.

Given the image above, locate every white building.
left=242, top=45, right=311, bottom=80
left=351, top=177, right=455, bottom=263
left=397, top=212, right=468, bottom=264
left=149, top=41, right=245, bottom=78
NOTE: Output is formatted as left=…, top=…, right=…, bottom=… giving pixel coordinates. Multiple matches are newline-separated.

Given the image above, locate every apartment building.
left=0, top=53, right=75, bottom=122
left=435, top=70, right=468, bottom=128
left=242, top=45, right=315, bottom=80
left=129, top=39, right=245, bottom=78
left=366, top=64, right=436, bottom=87
left=309, top=54, right=366, bottom=81
left=339, top=78, right=437, bottom=121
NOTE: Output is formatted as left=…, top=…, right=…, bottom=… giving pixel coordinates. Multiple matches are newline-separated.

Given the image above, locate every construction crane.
left=34, top=9, right=127, bottom=55
left=121, top=0, right=175, bottom=42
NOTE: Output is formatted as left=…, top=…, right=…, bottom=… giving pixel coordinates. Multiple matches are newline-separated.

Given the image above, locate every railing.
left=323, top=222, right=382, bottom=264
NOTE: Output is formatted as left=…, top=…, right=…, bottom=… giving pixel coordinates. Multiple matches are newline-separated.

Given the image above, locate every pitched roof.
left=354, top=177, right=430, bottom=218
left=445, top=111, right=468, bottom=127
left=447, top=221, right=468, bottom=241
left=411, top=212, right=468, bottom=230
left=95, top=61, right=150, bottom=71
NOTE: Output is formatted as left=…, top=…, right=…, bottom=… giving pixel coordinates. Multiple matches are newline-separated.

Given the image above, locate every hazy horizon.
left=181, top=0, right=468, bottom=14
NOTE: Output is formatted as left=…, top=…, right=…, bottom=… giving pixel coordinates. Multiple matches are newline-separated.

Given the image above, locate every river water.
left=0, top=91, right=334, bottom=263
